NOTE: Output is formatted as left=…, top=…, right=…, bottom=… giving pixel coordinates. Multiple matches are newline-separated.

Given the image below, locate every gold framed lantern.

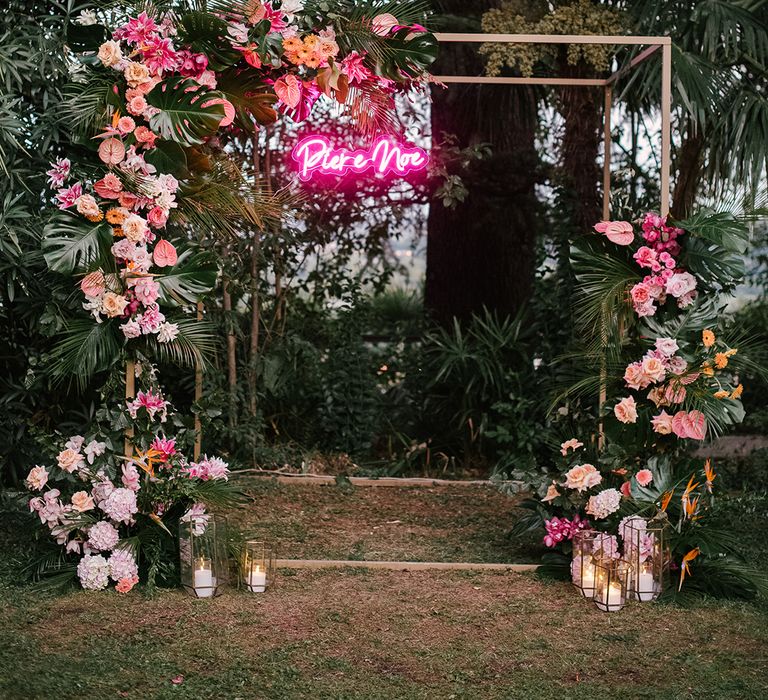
left=179, top=512, right=229, bottom=598
left=625, top=520, right=666, bottom=602
left=571, top=530, right=600, bottom=598
left=241, top=540, right=275, bottom=593
left=593, top=557, right=632, bottom=612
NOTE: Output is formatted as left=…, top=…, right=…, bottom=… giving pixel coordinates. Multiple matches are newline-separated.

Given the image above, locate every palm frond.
left=47, top=319, right=122, bottom=389
left=143, top=317, right=218, bottom=370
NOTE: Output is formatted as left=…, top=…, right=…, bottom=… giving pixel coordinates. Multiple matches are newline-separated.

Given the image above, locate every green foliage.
left=147, top=77, right=226, bottom=146
left=42, top=212, right=114, bottom=275
left=156, top=249, right=218, bottom=306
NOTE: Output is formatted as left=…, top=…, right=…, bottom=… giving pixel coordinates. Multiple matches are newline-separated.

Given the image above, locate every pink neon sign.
left=291, top=135, right=429, bottom=181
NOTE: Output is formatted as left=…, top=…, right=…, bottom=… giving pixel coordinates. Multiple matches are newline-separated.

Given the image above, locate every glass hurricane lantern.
left=626, top=521, right=667, bottom=602
left=593, top=557, right=632, bottom=612
left=179, top=513, right=229, bottom=598
left=241, top=540, right=275, bottom=593
left=571, top=530, right=600, bottom=598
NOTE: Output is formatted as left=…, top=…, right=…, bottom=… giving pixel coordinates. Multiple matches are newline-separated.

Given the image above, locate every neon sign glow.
left=291, top=135, right=429, bottom=181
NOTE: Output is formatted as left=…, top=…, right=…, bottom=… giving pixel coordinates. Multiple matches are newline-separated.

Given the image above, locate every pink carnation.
left=635, top=469, right=653, bottom=487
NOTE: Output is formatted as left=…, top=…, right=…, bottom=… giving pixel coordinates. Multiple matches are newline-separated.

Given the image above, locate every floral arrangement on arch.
left=515, top=207, right=764, bottom=600
left=24, top=363, right=238, bottom=592
left=29, top=2, right=437, bottom=591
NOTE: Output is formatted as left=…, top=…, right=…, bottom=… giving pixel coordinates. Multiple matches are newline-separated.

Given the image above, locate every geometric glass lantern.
left=240, top=540, right=275, bottom=593
left=179, top=513, right=229, bottom=598
left=625, top=520, right=666, bottom=602
left=593, top=557, right=632, bottom=612
left=571, top=529, right=600, bottom=598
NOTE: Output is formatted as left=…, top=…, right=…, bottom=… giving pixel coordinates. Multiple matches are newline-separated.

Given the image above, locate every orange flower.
left=112, top=226, right=124, bottom=237
left=106, top=207, right=127, bottom=225
left=303, top=34, right=320, bottom=50
left=130, top=448, right=162, bottom=478
left=702, top=329, right=715, bottom=348
left=714, top=353, right=728, bottom=369
left=660, top=490, right=673, bottom=512
left=731, top=384, right=743, bottom=399
left=704, top=459, right=716, bottom=493
left=305, top=56, right=320, bottom=69
left=701, top=361, right=715, bottom=377
left=682, top=474, right=700, bottom=508
left=85, top=211, right=104, bottom=222
left=713, top=390, right=729, bottom=399
left=684, top=495, right=700, bottom=520
left=679, top=547, right=700, bottom=590
left=725, top=348, right=738, bottom=358
left=282, top=37, right=302, bottom=52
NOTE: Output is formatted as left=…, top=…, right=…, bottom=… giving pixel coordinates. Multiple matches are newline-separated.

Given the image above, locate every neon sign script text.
left=292, top=136, right=429, bottom=181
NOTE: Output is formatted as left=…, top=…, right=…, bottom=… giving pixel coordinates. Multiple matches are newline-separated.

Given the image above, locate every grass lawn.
left=1, top=486, right=766, bottom=699
left=226, top=478, right=541, bottom=563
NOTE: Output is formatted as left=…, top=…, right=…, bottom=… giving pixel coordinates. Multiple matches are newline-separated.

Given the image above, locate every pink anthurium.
left=594, top=220, right=634, bottom=246
left=98, top=137, right=126, bottom=165
left=153, top=239, right=178, bottom=268
left=274, top=74, right=301, bottom=109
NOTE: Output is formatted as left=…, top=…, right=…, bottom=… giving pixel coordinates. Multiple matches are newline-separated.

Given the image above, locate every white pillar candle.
left=595, top=583, right=623, bottom=612
left=579, top=565, right=596, bottom=598
left=636, top=571, right=657, bottom=602
left=193, top=559, right=215, bottom=598
left=246, top=564, right=267, bottom=593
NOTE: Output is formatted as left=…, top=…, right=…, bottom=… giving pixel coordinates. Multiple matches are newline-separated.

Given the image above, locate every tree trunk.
left=671, top=126, right=705, bottom=219
left=425, top=14, right=540, bottom=325
left=222, top=277, right=237, bottom=429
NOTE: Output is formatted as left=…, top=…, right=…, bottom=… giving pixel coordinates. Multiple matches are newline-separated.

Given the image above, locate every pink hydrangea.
left=592, top=532, right=620, bottom=560
left=77, top=554, right=111, bottom=590
left=100, top=487, right=138, bottom=524
left=87, top=520, right=120, bottom=551
left=586, top=488, right=622, bottom=519
left=108, top=547, right=139, bottom=581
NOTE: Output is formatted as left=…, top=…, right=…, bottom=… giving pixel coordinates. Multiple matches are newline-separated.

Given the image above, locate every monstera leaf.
left=144, top=140, right=189, bottom=178
left=683, top=237, right=745, bottom=292
left=376, top=29, right=439, bottom=81
left=148, top=78, right=226, bottom=146
left=156, top=249, right=218, bottom=305
left=42, top=212, right=113, bottom=274
left=216, top=68, right=278, bottom=130
left=676, top=210, right=750, bottom=253
left=178, top=11, right=241, bottom=72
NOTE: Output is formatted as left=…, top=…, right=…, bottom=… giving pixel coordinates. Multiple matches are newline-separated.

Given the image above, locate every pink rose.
left=641, top=356, right=666, bottom=384
left=633, top=246, right=659, bottom=270
left=25, top=466, right=49, bottom=491
left=71, top=491, right=95, bottom=512
left=594, top=220, right=634, bottom=246
left=147, top=207, right=169, bottom=229
left=614, top=396, right=638, bottom=424
left=631, top=283, right=651, bottom=305
left=57, top=448, right=84, bottom=473
left=665, top=272, right=697, bottom=298
left=635, top=469, right=653, bottom=487
left=623, top=362, right=648, bottom=390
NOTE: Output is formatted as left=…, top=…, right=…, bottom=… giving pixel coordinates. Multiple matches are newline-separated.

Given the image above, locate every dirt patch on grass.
left=224, top=479, right=539, bottom=563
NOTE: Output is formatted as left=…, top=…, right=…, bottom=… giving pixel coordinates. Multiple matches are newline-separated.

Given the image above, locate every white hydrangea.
left=77, top=554, right=110, bottom=590
left=586, top=488, right=622, bottom=519
left=87, top=521, right=120, bottom=551
left=108, top=548, right=139, bottom=581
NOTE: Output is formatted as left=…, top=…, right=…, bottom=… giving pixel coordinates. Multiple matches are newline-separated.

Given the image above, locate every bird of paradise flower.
left=679, top=547, right=701, bottom=590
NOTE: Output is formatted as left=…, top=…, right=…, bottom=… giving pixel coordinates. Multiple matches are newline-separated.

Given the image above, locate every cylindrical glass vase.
left=241, top=540, right=275, bottom=593
left=179, top=512, right=228, bottom=598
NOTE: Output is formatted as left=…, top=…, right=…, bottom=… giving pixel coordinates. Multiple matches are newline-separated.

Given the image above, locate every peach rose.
left=57, top=448, right=84, bottom=473
left=614, top=396, right=638, bottom=424
left=647, top=386, right=668, bottom=407
left=563, top=463, right=602, bottom=492
left=541, top=482, right=560, bottom=502
left=101, top=292, right=128, bottom=318
left=124, top=61, right=150, bottom=87
left=641, top=356, right=666, bottom=384
left=127, top=95, right=148, bottom=117
left=71, top=491, right=95, bottom=512
left=651, top=410, right=674, bottom=434
left=97, top=40, right=123, bottom=67
left=25, top=466, right=49, bottom=491
left=75, top=194, right=100, bottom=218
left=559, top=438, right=584, bottom=456
left=122, top=214, right=148, bottom=243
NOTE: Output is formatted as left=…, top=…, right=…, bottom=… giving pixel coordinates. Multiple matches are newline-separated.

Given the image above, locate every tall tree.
left=425, top=1, right=541, bottom=324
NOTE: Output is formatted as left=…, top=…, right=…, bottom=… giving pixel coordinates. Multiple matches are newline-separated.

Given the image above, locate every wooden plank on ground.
left=276, top=559, right=539, bottom=572
left=233, top=470, right=524, bottom=489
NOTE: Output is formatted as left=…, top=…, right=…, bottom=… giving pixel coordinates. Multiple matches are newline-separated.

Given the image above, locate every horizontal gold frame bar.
left=434, top=32, right=671, bottom=46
